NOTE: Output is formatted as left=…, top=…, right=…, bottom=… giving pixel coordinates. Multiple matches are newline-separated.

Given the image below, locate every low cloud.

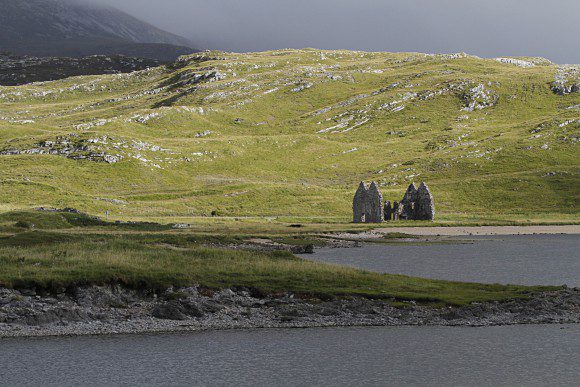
left=89, top=0, right=579, bottom=63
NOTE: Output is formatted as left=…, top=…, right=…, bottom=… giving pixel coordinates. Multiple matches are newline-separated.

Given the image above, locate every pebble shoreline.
left=1, top=286, right=578, bottom=338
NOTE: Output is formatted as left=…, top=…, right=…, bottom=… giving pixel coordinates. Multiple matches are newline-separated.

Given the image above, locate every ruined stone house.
left=413, top=182, right=436, bottom=220
left=399, top=183, right=418, bottom=220
left=353, top=182, right=368, bottom=223
left=366, top=181, right=384, bottom=223
left=352, top=181, right=384, bottom=223
left=353, top=181, right=435, bottom=223
left=353, top=181, right=384, bottom=223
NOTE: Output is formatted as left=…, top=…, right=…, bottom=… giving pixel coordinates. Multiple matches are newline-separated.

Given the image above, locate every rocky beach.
left=1, top=285, right=579, bottom=338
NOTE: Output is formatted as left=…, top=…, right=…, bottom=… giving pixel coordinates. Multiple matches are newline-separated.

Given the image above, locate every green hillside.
left=0, top=49, right=578, bottom=224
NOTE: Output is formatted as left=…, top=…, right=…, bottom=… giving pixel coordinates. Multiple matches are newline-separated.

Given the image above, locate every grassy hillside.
left=0, top=49, right=578, bottom=224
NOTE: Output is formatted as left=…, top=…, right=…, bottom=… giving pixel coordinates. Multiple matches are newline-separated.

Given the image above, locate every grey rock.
left=1, top=285, right=579, bottom=337
left=151, top=302, right=189, bottom=320
left=180, top=300, right=206, bottom=317
left=461, top=83, right=498, bottom=111
left=290, top=244, right=315, bottom=254
left=0, top=135, right=124, bottom=164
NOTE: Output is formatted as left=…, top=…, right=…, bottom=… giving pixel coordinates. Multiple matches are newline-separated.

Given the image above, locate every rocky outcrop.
left=1, top=285, right=579, bottom=338
left=551, top=66, right=579, bottom=95
left=0, top=135, right=123, bottom=163
left=461, top=83, right=498, bottom=111
left=551, top=82, right=579, bottom=96
left=163, top=69, right=227, bottom=88
left=494, top=57, right=535, bottom=68
left=0, top=134, right=175, bottom=167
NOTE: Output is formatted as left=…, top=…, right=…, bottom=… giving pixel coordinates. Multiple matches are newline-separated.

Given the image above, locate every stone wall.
left=353, top=181, right=435, bottom=222
left=353, top=182, right=368, bottom=223
left=414, top=182, right=435, bottom=220
left=365, top=182, right=384, bottom=223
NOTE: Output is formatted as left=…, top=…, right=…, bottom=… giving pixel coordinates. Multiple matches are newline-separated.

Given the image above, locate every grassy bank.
left=0, top=211, right=560, bottom=306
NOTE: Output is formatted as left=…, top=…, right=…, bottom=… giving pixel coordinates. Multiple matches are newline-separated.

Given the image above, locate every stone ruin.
left=353, top=181, right=435, bottom=223
left=353, top=181, right=384, bottom=223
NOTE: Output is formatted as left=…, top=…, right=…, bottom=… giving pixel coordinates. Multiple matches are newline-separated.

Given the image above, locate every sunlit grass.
left=0, top=49, right=577, bottom=222
left=0, top=229, right=559, bottom=306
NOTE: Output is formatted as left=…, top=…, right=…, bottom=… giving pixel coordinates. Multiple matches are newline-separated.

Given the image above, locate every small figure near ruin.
left=353, top=181, right=435, bottom=222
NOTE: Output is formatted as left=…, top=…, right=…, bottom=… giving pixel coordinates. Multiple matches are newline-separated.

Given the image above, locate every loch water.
left=302, top=234, right=580, bottom=286
left=1, top=325, right=579, bottom=386
left=2, top=234, right=579, bottom=386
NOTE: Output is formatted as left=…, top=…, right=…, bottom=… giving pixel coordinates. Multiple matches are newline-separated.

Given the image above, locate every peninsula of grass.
left=0, top=227, right=559, bottom=307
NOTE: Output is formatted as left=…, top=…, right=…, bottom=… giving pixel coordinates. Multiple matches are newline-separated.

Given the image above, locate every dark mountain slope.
left=0, top=52, right=163, bottom=86
left=0, top=0, right=197, bottom=61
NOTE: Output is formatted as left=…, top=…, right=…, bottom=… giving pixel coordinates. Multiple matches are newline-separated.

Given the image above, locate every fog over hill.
left=94, top=0, right=580, bottom=64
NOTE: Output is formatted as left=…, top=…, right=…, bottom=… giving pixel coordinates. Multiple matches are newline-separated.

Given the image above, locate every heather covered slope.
left=0, top=50, right=578, bottom=223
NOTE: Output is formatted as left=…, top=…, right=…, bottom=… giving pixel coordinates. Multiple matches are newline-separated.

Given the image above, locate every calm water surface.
left=2, top=235, right=579, bottom=386
left=302, top=235, right=580, bottom=286
left=1, top=325, right=579, bottom=386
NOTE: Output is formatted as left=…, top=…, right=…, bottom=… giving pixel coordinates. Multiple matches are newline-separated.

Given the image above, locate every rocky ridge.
left=0, top=134, right=180, bottom=168
left=551, top=66, right=580, bottom=95
left=1, top=285, right=578, bottom=338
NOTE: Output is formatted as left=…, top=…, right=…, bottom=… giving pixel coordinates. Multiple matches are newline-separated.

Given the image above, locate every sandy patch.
left=375, top=225, right=580, bottom=236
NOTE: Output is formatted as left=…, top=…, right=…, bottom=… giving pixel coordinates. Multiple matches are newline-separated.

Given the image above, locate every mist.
left=88, top=0, right=579, bottom=63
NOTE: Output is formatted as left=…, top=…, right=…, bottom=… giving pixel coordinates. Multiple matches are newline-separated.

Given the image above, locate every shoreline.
left=2, top=285, right=578, bottom=339
left=375, top=225, right=580, bottom=236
